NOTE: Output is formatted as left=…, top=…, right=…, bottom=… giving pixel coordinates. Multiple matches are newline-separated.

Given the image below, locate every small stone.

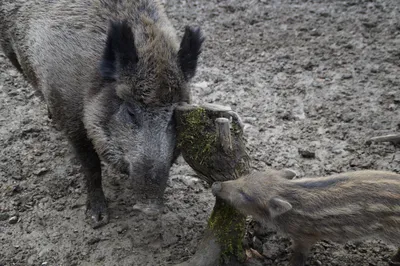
left=12, top=175, right=23, bottom=181
left=342, top=113, right=354, bottom=123
left=371, top=122, right=380, bottom=130
left=192, top=81, right=209, bottom=89
left=363, top=21, right=377, bottom=29
left=116, top=226, right=126, bottom=234
left=12, top=185, right=22, bottom=194
left=342, top=73, right=353, bottom=80
left=314, top=260, right=322, bottom=266
left=33, top=168, right=48, bottom=176
left=389, top=104, right=396, bottom=111
left=87, top=237, right=101, bottom=245
left=359, top=247, right=368, bottom=253
left=8, top=216, right=18, bottom=224
left=55, top=204, right=65, bottom=212
left=373, top=247, right=380, bottom=253
left=310, top=30, right=321, bottom=36
left=370, top=66, right=379, bottom=73
left=243, top=117, right=257, bottom=125
left=96, top=255, right=105, bottom=262
left=298, top=148, right=316, bottom=158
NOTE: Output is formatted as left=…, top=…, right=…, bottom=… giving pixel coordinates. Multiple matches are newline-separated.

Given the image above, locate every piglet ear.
left=178, top=26, right=205, bottom=80
left=100, top=20, right=139, bottom=81
left=269, top=197, right=292, bottom=218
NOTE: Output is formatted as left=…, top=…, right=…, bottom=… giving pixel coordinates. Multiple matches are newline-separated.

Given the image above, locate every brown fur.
left=212, top=169, right=400, bottom=266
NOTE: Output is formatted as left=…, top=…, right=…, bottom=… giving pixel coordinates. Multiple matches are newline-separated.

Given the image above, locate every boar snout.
left=212, top=182, right=222, bottom=196
left=129, top=159, right=170, bottom=183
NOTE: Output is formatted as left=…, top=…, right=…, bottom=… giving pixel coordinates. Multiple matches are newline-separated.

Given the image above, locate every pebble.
left=314, top=260, right=322, bottom=266
left=298, top=147, right=316, bottom=158
left=116, top=226, right=127, bottom=234
left=8, top=216, right=18, bottom=224
left=243, top=116, right=257, bottom=125
left=33, top=168, right=48, bottom=176
left=12, top=175, right=23, bottom=181
left=55, top=204, right=65, bottom=212
left=389, top=104, right=397, bottom=111
left=342, top=73, right=353, bottom=80
left=371, top=121, right=380, bottom=130
left=87, top=237, right=101, bottom=245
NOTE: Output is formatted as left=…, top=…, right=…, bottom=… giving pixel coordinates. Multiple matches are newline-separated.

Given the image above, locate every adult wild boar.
left=0, top=0, right=204, bottom=228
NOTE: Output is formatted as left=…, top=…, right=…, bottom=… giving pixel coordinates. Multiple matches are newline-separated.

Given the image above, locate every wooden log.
left=365, top=133, right=400, bottom=145
left=175, top=103, right=250, bottom=183
left=216, top=118, right=232, bottom=154
left=174, top=103, right=251, bottom=266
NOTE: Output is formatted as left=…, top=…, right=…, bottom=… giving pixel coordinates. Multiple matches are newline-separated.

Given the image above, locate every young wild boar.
left=212, top=169, right=400, bottom=266
left=0, top=0, right=204, bottom=228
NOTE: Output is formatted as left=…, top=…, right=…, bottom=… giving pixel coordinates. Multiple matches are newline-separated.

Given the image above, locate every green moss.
left=208, top=199, right=247, bottom=265
left=177, top=108, right=217, bottom=165
left=230, top=120, right=242, bottom=136
left=177, top=107, right=248, bottom=264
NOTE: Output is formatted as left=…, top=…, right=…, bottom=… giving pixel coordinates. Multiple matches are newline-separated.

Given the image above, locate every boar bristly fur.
left=212, top=170, right=400, bottom=266
left=0, top=0, right=204, bottom=228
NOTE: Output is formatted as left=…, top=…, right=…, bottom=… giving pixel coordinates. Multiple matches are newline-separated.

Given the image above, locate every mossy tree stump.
left=174, top=103, right=251, bottom=266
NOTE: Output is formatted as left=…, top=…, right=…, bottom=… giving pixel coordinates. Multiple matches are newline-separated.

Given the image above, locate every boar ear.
left=269, top=197, right=292, bottom=218
left=100, top=20, right=139, bottom=81
left=178, top=26, right=204, bottom=80
left=279, top=169, right=297, bottom=180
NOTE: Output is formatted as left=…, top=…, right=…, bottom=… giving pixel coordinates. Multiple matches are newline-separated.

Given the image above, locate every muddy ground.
left=1, top=0, right=400, bottom=265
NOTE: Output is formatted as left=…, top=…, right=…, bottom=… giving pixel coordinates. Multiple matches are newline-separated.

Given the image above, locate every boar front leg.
left=71, top=136, right=109, bottom=228
left=289, top=240, right=313, bottom=266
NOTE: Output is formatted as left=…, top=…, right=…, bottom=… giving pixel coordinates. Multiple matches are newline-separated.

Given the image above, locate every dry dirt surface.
left=1, top=0, right=400, bottom=265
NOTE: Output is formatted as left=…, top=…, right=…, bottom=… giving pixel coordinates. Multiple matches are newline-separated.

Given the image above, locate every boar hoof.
left=86, top=190, right=109, bottom=229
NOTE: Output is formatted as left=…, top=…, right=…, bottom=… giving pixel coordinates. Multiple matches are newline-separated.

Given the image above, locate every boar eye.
left=239, top=190, right=253, bottom=202
left=125, top=106, right=136, bottom=120
left=123, top=104, right=141, bottom=126
left=127, top=107, right=135, bottom=117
